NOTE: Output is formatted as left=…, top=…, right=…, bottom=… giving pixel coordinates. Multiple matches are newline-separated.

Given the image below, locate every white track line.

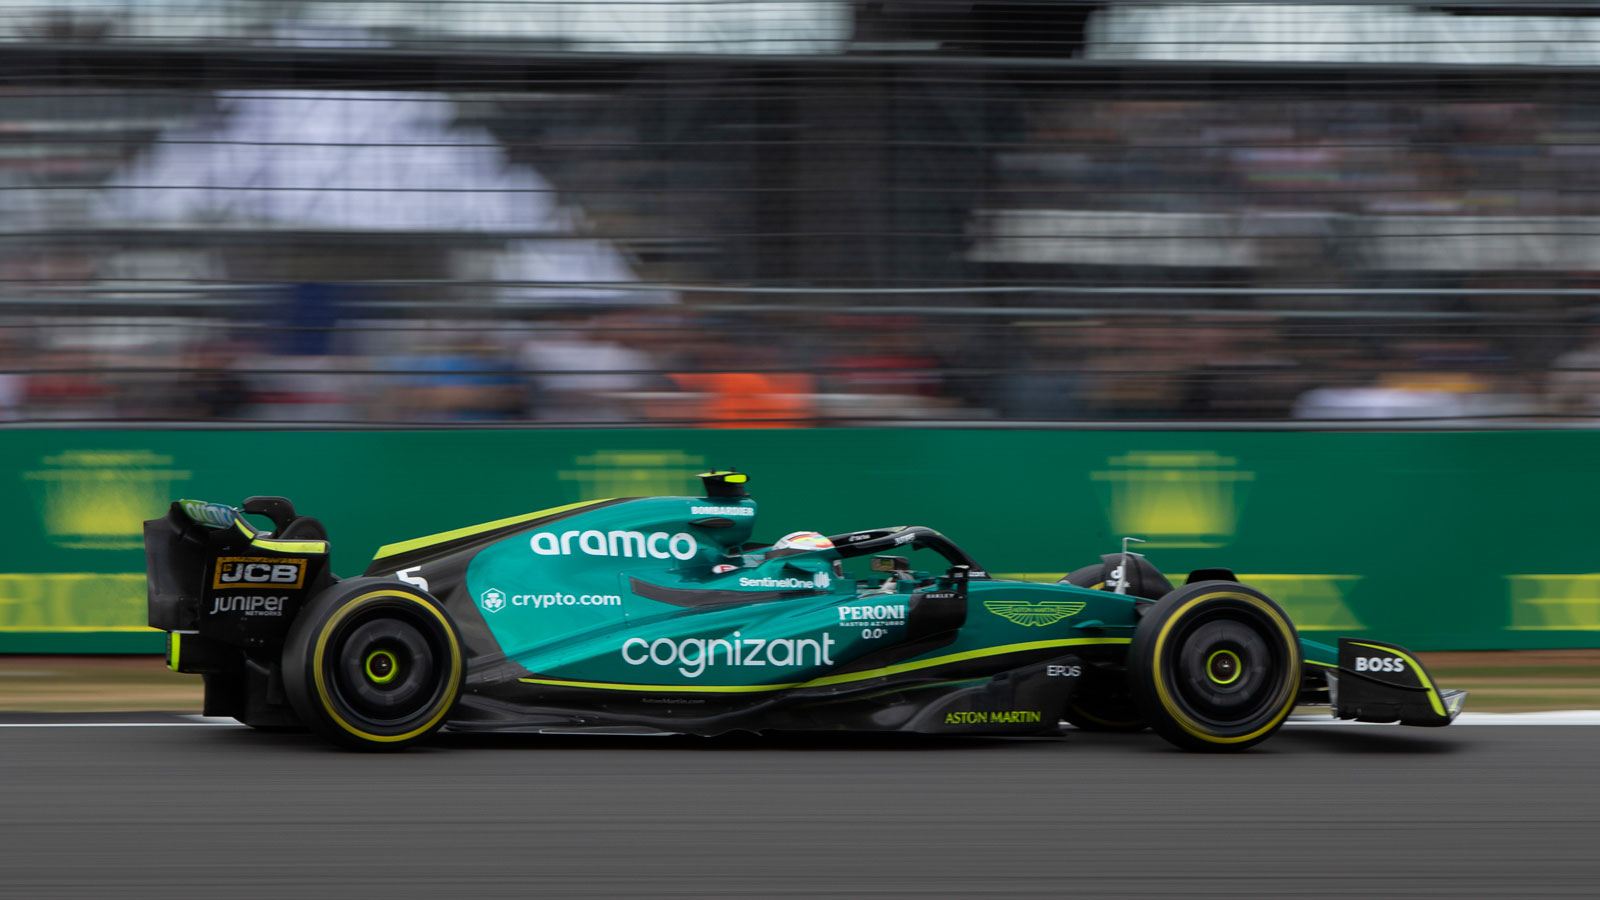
left=1286, top=710, right=1600, bottom=726
left=3, top=712, right=1600, bottom=728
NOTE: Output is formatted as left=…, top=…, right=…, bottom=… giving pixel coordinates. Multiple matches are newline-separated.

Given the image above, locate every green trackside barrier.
left=0, top=429, right=1595, bottom=653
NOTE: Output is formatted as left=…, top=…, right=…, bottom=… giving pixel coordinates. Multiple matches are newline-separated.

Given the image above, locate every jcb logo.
left=212, top=557, right=306, bottom=590
left=1354, top=656, right=1405, bottom=674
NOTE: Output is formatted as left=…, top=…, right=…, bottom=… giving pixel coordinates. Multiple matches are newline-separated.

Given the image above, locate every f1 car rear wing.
left=145, top=497, right=333, bottom=645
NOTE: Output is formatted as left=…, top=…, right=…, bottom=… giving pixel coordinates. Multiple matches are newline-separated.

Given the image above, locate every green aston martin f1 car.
left=145, top=471, right=1464, bottom=751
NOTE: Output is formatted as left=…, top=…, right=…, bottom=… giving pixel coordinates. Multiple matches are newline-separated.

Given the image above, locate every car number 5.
left=394, top=566, right=430, bottom=592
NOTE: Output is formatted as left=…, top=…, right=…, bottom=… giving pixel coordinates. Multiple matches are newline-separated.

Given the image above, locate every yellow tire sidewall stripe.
left=311, top=590, right=463, bottom=744
left=372, top=499, right=612, bottom=561
left=1150, top=591, right=1301, bottom=745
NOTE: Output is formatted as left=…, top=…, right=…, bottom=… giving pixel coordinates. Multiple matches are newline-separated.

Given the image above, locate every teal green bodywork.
left=449, top=495, right=1337, bottom=693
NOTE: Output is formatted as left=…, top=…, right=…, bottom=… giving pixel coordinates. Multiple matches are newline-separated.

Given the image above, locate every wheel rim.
left=365, top=649, right=399, bottom=684
left=322, top=601, right=452, bottom=730
left=1162, top=603, right=1290, bottom=731
left=1205, top=649, right=1242, bottom=685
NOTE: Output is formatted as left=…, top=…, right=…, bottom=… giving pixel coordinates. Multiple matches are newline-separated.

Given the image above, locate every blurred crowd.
left=0, top=17, right=1598, bottom=428
left=1004, top=98, right=1597, bottom=219
left=4, top=306, right=1599, bottom=425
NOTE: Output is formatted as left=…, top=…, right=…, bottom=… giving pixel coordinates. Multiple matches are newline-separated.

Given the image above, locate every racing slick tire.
left=1060, top=565, right=1108, bottom=591
left=1060, top=562, right=1169, bottom=602
left=282, top=578, right=464, bottom=751
left=1129, top=581, right=1300, bottom=752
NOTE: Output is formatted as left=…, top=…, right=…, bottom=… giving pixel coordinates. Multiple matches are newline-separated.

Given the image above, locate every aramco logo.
left=1091, top=450, right=1254, bottom=549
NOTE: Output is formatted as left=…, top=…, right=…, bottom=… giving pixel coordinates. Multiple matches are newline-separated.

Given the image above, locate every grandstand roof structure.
left=1090, top=2, right=1600, bottom=65
left=91, top=89, right=663, bottom=304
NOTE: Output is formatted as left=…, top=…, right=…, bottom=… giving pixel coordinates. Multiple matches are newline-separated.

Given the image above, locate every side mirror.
left=870, top=555, right=910, bottom=574
left=941, top=564, right=971, bottom=596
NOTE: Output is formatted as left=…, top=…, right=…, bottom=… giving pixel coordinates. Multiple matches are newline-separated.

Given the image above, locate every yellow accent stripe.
left=312, top=590, right=463, bottom=744
left=232, top=515, right=327, bottom=554
left=372, top=500, right=612, bottom=560
left=1306, top=660, right=1337, bottom=668
left=518, top=637, right=1131, bottom=694
left=250, top=537, right=328, bottom=554
left=1150, top=591, right=1301, bottom=745
left=1349, top=641, right=1447, bottom=718
left=168, top=632, right=180, bottom=672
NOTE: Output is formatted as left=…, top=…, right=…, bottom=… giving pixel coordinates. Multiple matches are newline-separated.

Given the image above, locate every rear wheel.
left=1059, top=561, right=1171, bottom=601
left=1060, top=564, right=1107, bottom=591
left=282, top=579, right=464, bottom=751
left=1129, top=581, right=1300, bottom=752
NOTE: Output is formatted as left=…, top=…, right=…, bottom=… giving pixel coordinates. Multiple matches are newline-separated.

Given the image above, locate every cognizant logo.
left=622, top=633, right=837, bottom=678
left=531, top=529, right=698, bottom=560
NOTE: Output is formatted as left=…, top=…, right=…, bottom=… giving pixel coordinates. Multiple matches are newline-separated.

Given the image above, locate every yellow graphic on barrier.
left=0, top=573, right=149, bottom=631
left=991, top=572, right=1364, bottom=632
left=559, top=450, right=707, bottom=501
left=1090, top=451, right=1254, bottom=549
left=24, top=450, right=190, bottom=550
left=1508, top=575, right=1600, bottom=630
left=1236, top=575, right=1365, bottom=631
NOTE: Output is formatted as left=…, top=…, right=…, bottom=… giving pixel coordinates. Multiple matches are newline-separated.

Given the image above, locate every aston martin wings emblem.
left=982, top=599, right=1087, bottom=627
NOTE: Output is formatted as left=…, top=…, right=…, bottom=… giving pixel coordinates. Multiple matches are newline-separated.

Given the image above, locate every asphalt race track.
left=1, top=717, right=1597, bottom=898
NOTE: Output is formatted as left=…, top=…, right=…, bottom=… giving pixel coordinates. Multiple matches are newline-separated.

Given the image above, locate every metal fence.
left=9, top=2, right=1600, bottom=62
left=2, top=1, right=1600, bottom=426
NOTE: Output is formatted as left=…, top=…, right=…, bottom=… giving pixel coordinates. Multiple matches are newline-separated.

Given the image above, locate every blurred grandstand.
left=1, top=0, right=1600, bottom=425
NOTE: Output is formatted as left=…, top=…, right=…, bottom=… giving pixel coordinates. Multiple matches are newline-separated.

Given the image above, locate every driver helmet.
left=771, top=531, right=835, bottom=554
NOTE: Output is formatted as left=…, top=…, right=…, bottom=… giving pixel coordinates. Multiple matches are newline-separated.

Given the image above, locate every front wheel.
left=282, top=579, right=465, bottom=751
left=1129, top=581, right=1300, bottom=752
